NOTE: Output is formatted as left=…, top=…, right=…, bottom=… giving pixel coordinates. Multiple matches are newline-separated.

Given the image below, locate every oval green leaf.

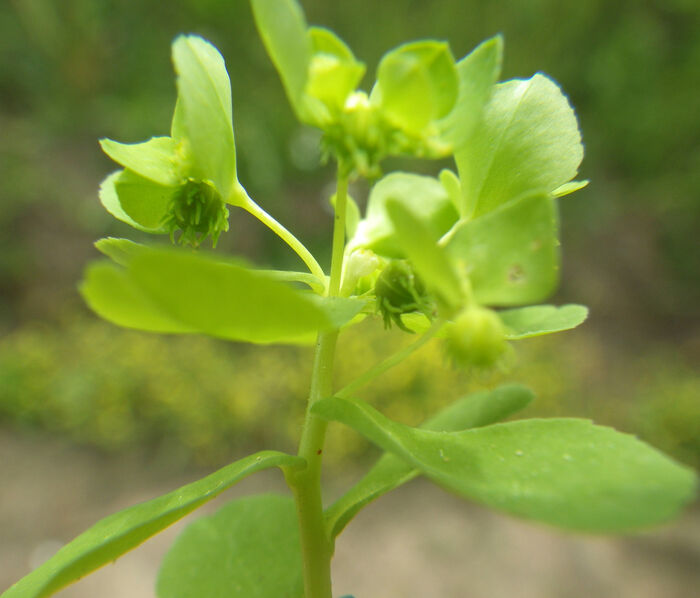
left=99, top=170, right=168, bottom=234
left=446, top=192, right=559, bottom=306
left=113, top=169, right=177, bottom=230
left=81, top=248, right=364, bottom=344
left=455, top=73, right=583, bottom=217
left=499, top=304, right=589, bottom=339
left=313, top=397, right=697, bottom=532
left=325, top=384, right=534, bottom=539
left=157, top=494, right=302, bottom=598
left=80, top=260, right=196, bottom=334
left=373, top=40, right=458, bottom=134
left=1, top=452, right=303, bottom=598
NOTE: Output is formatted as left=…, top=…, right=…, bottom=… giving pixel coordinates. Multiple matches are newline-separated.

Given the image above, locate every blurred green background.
left=0, top=0, right=698, bottom=471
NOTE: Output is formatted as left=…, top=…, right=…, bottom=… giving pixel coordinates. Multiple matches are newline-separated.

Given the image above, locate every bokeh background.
left=1, top=1, right=698, bottom=597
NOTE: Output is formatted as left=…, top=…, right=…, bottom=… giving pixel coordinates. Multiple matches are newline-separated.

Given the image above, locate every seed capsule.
left=445, top=305, right=507, bottom=368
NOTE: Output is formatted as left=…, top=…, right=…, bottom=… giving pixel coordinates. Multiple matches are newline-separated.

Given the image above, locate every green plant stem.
left=335, top=319, right=444, bottom=399
left=288, top=170, right=349, bottom=598
left=237, top=189, right=326, bottom=282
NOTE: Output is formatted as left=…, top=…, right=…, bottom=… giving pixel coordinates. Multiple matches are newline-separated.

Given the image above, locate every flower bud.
left=340, top=249, right=384, bottom=297
left=163, top=178, right=229, bottom=248
left=445, top=306, right=507, bottom=368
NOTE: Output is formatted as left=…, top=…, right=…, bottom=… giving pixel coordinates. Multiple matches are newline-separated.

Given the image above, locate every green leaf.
left=113, top=169, right=177, bottom=230
left=439, top=35, right=502, bottom=152
left=1, top=452, right=303, bottom=598
left=352, top=172, right=458, bottom=258
left=446, top=192, right=559, bottom=306
left=172, top=35, right=237, bottom=200
left=94, top=237, right=147, bottom=267
left=99, top=171, right=167, bottom=233
left=99, top=137, right=181, bottom=187
left=170, top=98, right=186, bottom=140
left=499, top=304, right=589, bottom=339
left=313, top=398, right=697, bottom=533
left=95, top=239, right=327, bottom=295
left=80, top=260, right=195, bottom=334
left=325, top=384, right=534, bottom=539
left=439, top=168, right=462, bottom=212
left=255, top=269, right=326, bottom=294
left=373, top=40, right=458, bottom=134
left=157, top=494, right=302, bottom=598
left=250, top=0, right=311, bottom=121
left=455, top=73, right=583, bottom=217
left=81, top=248, right=364, bottom=344
left=306, top=27, right=365, bottom=112
left=385, top=199, right=463, bottom=311
left=553, top=179, right=589, bottom=197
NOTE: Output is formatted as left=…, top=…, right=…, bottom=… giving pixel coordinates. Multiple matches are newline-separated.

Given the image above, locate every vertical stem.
left=288, top=170, right=349, bottom=598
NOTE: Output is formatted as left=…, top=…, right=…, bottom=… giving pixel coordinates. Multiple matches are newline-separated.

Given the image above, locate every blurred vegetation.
left=1, top=313, right=698, bottom=470
left=0, top=1, right=698, bottom=467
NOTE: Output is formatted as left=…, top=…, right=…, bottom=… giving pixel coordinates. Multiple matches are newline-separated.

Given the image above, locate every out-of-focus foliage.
left=0, top=0, right=699, bottom=326
left=0, top=0, right=697, bottom=471
left=1, top=314, right=697, bottom=471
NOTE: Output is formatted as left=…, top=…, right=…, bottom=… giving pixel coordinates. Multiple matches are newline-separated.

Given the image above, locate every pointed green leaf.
left=325, top=384, right=533, bottom=539
left=172, top=35, right=237, bottom=200
left=157, top=494, right=302, bottom=598
left=313, top=398, right=697, bottom=532
left=352, top=172, right=458, bottom=259
left=81, top=248, right=364, bottom=344
left=446, top=192, right=559, bottom=306
left=373, top=40, right=458, bottom=134
left=455, top=73, right=583, bottom=217
left=250, top=0, right=311, bottom=121
left=439, top=35, right=502, bottom=152
left=1, top=452, right=303, bottom=598
left=499, top=304, right=588, bottom=339
left=385, top=199, right=463, bottom=311
left=553, top=179, right=589, bottom=197
left=99, top=137, right=181, bottom=187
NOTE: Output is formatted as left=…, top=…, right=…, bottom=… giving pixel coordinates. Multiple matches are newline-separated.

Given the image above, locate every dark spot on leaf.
left=508, top=264, right=525, bottom=283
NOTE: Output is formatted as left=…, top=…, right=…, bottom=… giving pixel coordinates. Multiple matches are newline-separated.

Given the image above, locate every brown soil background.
left=2, top=429, right=698, bottom=598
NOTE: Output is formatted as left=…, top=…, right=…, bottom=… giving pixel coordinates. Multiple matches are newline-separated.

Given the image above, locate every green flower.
left=99, top=35, right=241, bottom=247
left=251, top=0, right=460, bottom=177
